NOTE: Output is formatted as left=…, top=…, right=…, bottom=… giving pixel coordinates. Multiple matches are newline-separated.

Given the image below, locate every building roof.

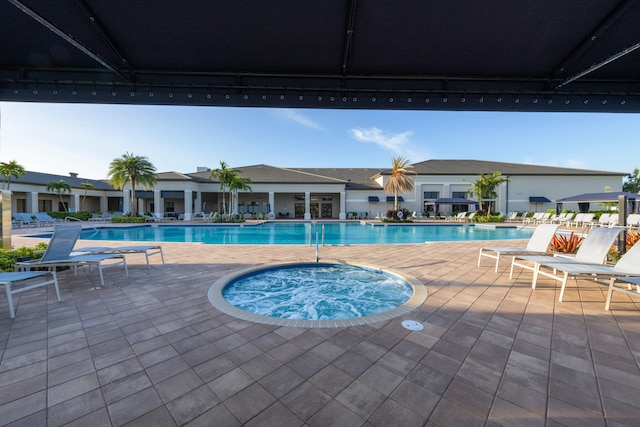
left=409, top=159, right=625, bottom=176
left=291, top=168, right=383, bottom=190
left=11, top=171, right=113, bottom=190
left=187, top=164, right=348, bottom=185
left=9, top=160, right=625, bottom=191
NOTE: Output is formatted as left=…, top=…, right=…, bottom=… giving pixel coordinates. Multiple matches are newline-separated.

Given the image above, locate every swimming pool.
left=222, top=264, right=413, bottom=320
left=74, top=222, right=533, bottom=245
left=208, top=261, right=428, bottom=327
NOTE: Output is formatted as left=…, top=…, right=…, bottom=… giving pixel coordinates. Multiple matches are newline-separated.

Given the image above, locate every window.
left=423, top=191, right=439, bottom=199
left=165, top=201, right=175, bottom=213
left=452, top=191, right=467, bottom=198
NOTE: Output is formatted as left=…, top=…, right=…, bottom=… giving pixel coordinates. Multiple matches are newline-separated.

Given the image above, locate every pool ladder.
left=308, top=225, right=325, bottom=262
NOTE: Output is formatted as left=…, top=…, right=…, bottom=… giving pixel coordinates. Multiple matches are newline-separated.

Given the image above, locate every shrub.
left=474, top=215, right=505, bottom=223
left=609, top=231, right=640, bottom=261
left=550, top=232, right=583, bottom=254
left=111, top=216, right=147, bottom=223
left=213, top=214, right=245, bottom=223
left=47, top=211, right=94, bottom=221
left=0, top=243, right=48, bottom=272
left=382, top=209, right=412, bottom=222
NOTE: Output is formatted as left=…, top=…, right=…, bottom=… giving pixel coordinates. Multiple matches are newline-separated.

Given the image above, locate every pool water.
left=77, top=222, right=533, bottom=245
left=221, top=264, right=413, bottom=320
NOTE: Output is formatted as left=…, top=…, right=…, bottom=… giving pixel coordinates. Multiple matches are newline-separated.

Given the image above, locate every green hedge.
left=474, top=215, right=506, bottom=223
left=46, top=211, right=94, bottom=221
left=110, top=216, right=148, bottom=223
left=0, top=243, right=48, bottom=272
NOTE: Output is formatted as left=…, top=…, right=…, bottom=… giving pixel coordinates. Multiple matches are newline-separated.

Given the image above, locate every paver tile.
left=2, top=238, right=640, bottom=425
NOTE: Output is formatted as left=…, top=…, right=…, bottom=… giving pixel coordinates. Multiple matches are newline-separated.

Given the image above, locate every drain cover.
left=401, top=320, right=424, bottom=331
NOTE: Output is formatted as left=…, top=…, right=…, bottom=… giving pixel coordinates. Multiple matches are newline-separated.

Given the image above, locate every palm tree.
left=47, top=179, right=72, bottom=211
left=623, top=168, right=640, bottom=193
left=383, top=156, right=416, bottom=211
left=108, top=153, right=157, bottom=215
left=467, top=171, right=511, bottom=215
left=80, top=182, right=95, bottom=211
left=228, top=174, right=252, bottom=214
left=0, top=160, right=26, bottom=190
left=210, top=161, right=237, bottom=215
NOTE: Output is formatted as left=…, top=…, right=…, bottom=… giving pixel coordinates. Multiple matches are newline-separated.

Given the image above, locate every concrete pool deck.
left=1, top=234, right=640, bottom=425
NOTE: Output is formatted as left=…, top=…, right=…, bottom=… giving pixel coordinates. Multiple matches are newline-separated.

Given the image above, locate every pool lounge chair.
left=0, top=271, right=61, bottom=318
left=15, top=225, right=128, bottom=287
left=606, top=276, right=640, bottom=310
left=509, top=227, right=621, bottom=281
left=625, top=214, right=640, bottom=230
left=477, top=224, right=559, bottom=272
left=34, top=212, right=60, bottom=226
left=74, top=245, right=164, bottom=270
left=16, top=212, right=38, bottom=228
left=531, top=238, right=640, bottom=302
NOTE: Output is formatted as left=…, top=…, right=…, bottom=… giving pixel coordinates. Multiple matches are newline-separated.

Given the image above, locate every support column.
left=268, top=192, right=275, bottom=219
left=100, top=196, right=108, bottom=213
left=195, top=191, right=201, bottom=214
left=154, top=190, right=162, bottom=216
left=304, top=192, right=311, bottom=220
left=339, top=191, right=346, bottom=220
left=122, top=190, right=131, bottom=214
left=26, top=192, right=38, bottom=213
left=69, top=194, right=80, bottom=212
left=184, top=190, right=193, bottom=220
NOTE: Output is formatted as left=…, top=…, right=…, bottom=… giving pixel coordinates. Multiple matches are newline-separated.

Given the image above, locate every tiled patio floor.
left=1, top=234, right=640, bottom=426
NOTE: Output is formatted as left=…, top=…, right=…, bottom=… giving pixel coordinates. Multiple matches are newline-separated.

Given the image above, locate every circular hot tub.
left=208, top=262, right=427, bottom=328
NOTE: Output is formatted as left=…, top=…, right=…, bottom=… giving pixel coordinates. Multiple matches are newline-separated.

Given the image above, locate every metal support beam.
left=556, top=41, right=640, bottom=89
left=73, top=0, right=131, bottom=67
left=550, top=0, right=637, bottom=78
left=8, top=0, right=130, bottom=82
left=341, top=0, right=358, bottom=75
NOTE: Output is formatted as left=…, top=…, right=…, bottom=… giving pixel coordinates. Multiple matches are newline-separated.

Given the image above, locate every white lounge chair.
left=15, top=225, right=128, bottom=287
left=477, top=224, right=559, bottom=272
left=0, top=271, right=61, bottom=318
left=510, top=227, right=621, bottom=281
left=532, top=239, right=640, bottom=302
left=606, top=276, right=640, bottom=310
left=454, top=212, right=467, bottom=222
left=74, top=245, right=165, bottom=269
left=575, top=213, right=595, bottom=227
left=626, top=214, right=640, bottom=229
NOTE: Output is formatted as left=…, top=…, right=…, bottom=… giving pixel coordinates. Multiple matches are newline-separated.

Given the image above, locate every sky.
left=0, top=101, right=639, bottom=180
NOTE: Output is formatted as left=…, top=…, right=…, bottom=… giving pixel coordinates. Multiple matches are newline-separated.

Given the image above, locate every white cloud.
left=349, top=127, right=430, bottom=162
left=273, top=109, right=323, bottom=130
left=350, top=127, right=413, bottom=151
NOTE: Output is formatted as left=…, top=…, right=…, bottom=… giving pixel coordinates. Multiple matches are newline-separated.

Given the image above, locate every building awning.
left=134, top=191, right=154, bottom=199
left=368, top=196, right=379, bottom=202
left=161, top=190, right=184, bottom=198
left=529, top=196, right=551, bottom=203
left=386, top=196, right=404, bottom=202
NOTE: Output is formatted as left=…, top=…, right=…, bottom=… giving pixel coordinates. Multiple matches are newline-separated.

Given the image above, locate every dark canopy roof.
left=556, top=192, right=637, bottom=203
left=529, top=196, right=552, bottom=203
left=2, top=1, right=640, bottom=112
